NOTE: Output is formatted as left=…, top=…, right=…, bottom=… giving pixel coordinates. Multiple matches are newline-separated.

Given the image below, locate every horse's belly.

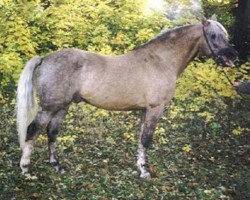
left=80, top=91, right=146, bottom=111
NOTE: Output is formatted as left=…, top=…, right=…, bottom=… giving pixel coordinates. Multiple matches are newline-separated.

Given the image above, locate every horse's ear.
left=202, top=18, right=210, bottom=27
left=210, top=14, right=217, bottom=21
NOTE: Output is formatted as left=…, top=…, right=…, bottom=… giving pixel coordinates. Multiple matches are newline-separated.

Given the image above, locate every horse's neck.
left=139, top=24, right=202, bottom=76
left=176, top=25, right=202, bottom=75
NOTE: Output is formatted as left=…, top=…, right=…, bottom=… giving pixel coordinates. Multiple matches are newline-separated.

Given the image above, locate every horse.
left=17, top=18, right=238, bottom=178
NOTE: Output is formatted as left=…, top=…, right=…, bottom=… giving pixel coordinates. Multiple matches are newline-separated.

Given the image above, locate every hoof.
left=22, top=172, right=31, bottom=178
left=140, top=172, right=151, bottom=179
left=20, top=165, right=29, bottom=177
left=58, top=166, right=66, bottom=174
left=51, top=162, right=66, bottom=174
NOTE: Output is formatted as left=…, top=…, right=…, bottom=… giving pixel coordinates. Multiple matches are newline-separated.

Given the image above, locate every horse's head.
left=199, top=19, right=238, bottom=67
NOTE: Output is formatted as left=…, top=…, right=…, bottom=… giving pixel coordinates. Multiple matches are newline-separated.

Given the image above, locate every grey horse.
left=17, top=19, right=237, bottom=178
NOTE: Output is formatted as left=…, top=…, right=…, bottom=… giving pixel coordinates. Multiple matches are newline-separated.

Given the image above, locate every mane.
left=135, top=24, right=194, bottom=50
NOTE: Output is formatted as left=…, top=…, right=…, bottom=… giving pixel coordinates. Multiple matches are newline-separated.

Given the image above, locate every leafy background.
left=0, top=0, right=249, bottom=199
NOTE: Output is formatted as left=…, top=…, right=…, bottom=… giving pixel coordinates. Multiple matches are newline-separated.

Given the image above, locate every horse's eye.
left=211, top=34, right=216, bottom=40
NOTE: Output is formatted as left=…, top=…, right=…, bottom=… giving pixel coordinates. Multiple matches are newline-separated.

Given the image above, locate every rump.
left=35, top=49, right=88, bottom=110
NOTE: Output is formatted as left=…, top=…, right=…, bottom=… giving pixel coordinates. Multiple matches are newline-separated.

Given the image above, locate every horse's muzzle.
left=215, top=46, right=238, bottom=67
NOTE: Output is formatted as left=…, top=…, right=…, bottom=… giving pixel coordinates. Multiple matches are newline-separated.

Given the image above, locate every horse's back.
left=76, top=50, right=174, bottom=110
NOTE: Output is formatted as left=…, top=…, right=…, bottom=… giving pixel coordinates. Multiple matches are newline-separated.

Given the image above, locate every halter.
left=202, top=24, right=248, bottom=99
left=202, top=25, right=233, bottom=83
left=202, top=25, right=225, bottom=66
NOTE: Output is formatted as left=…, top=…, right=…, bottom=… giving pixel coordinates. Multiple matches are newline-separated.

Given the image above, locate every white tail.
left=17, top=56, right=42, bottom=149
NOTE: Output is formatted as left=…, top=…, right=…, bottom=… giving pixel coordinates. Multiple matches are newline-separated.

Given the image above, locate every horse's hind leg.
left=47, top=108, right=68, bottom=173
left=20, top=110, right=53, bottom=176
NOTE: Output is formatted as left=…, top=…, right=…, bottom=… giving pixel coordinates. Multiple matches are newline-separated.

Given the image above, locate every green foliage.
left=0, top=0, right=168, bottom=101
left=0, top=0, right=250, bottom=199
left=0, top=0, right=38, bottom=100
left=202, top=0, right=237, bottom=33
left=1, top=98, right=250, bottom=199
left=163, top=0, right=202, bottom=26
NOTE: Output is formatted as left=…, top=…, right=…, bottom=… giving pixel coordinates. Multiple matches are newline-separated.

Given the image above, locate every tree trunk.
left=233, top=0, right=250, bottom=61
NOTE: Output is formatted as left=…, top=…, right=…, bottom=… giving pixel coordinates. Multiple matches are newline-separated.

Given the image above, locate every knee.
left=141, top=132, right=153, bottom=148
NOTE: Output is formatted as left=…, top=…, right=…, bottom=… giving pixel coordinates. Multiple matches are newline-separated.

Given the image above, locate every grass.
left=0, top=102, right=249, bottom=200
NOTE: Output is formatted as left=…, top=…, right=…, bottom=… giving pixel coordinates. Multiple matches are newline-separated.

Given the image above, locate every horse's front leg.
left=137, top=105, right=164, bottom=178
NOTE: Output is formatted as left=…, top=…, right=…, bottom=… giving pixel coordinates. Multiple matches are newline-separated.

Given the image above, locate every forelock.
left=207, top=20, right=228, bottom=38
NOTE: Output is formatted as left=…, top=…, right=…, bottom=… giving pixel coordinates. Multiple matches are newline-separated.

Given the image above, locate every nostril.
left=217, top=47, right=238, bottom=60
